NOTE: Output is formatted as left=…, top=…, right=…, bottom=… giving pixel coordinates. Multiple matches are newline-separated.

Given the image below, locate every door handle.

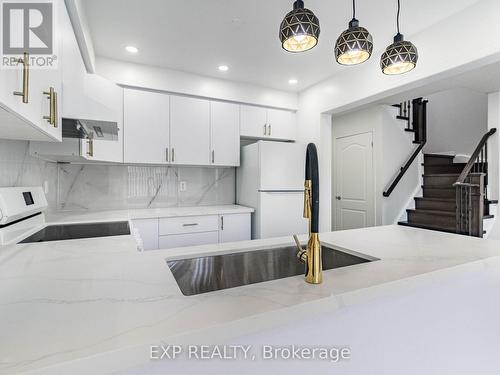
left=264, top=124, right=267, bottom=136
left=166, top=147, right=169, bottom=162
left=13, top=52, right=29, bottom=103
left=212, top=150, right=215, bottom=164
left=335, top=196, right=341, bottom=200
left=268, top=124, right=271, bottom=136
left=171, top=148, right=175, bottom=162
left=221, top=215, right=224, bottom=230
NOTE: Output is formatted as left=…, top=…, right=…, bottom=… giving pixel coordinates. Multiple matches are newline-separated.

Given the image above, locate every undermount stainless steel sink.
left=167, top=245, right=375, bottom=296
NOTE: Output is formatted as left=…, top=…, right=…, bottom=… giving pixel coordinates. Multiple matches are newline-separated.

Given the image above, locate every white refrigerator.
left=237, top=141, right=308, bottom=239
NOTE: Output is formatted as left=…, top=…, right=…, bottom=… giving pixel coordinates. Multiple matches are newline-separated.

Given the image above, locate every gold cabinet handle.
left=53, top=92, right=58, bottom=128
left=87, top=135, right=94, bottom=157
left=43, top=87, right=57, bottom=127
left=13, top=52, right=29, bottom=103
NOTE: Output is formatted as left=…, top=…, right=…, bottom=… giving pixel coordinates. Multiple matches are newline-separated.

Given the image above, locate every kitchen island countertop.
left=1, top=224, right=500, bottom=374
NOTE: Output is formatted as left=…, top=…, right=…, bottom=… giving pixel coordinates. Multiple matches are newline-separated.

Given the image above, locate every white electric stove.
left=0, top=187, right=130, bottom=245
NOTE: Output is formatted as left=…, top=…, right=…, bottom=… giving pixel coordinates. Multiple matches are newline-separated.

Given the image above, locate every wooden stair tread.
left=407, top=209, right=455, bottom=216
left=421, top=185, right=454, bottom=190
left=484, top=214, right=495, bottom=219
left=398, top=221, right=456, bottom=233
left=396, top=115, right=410, bottom=121
left=414, top=197, right=455, bottom=201
left=423, top=173, right=459, bottom=177
left=423, top=154, right=455, bottom=159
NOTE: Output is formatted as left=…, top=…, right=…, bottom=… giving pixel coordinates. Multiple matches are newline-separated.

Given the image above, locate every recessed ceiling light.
left=288, top=79, right=298, bottom=85
left=218, top=65, right=229, bottom=72
left=125, top=46, right=138, bottom=53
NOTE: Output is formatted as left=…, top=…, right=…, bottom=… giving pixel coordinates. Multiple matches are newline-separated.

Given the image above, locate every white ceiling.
left=82, top=0, right=482, bottom=92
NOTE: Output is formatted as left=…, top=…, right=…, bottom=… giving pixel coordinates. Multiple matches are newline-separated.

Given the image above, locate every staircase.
left=398, top=152, right=497, bottom=237
left=385, top=98, right=497, bottom=238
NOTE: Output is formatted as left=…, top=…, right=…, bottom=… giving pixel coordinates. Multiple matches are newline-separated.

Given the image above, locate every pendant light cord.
left=352, top=0, right=356, bottom=19
left=396, top=0, right=401, bottom=34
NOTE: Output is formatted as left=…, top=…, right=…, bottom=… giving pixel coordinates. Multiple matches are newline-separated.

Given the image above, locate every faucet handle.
left=293, top=234, right=307, bottom=263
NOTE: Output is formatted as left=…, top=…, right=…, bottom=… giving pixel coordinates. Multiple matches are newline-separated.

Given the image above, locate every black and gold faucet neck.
left=293, top=143, right=322, bottom=285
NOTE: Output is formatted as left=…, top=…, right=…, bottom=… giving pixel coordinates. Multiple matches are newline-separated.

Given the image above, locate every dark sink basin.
left=167, top=245, right=374, bottom=296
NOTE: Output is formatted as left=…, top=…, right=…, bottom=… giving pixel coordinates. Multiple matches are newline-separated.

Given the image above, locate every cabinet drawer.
left=159, top=215, right=219, bottom=235
left=159, top=231, right=219, bottom=249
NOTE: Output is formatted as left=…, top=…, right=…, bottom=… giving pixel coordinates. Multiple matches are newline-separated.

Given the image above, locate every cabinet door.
left=266, top=108, right=296, bottom=141
left=240, top=105, right=267, bottom=138
left=210, top=101, right=240, bottom=166
left=219, top=213, right=251, bottom=243
left=132, top=218, right=159, bottom=251
left=123, top=89, right=170, bottom=164
left=170, top=96, right=210, bottom=165
left=0, top=0, right=64, bottom=142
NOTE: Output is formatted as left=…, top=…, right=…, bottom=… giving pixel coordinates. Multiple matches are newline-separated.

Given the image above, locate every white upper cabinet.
left=210, top=101, right=240, bottom=166
left=124, top=89, right=170, bottom=164
left=266, top=108, right=296, bottom=141
left=0, top=0, right=64, bottom=142
left=240, top=105, right=268, bottom=138
left=240, top=105, right=296, bottom=141
left=30, top=2, right=123, bottom=163
left=170, top=96, right=210, bottom=165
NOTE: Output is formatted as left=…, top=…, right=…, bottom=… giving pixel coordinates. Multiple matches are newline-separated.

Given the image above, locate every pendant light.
left=381, top=0, right=418, bottom=75
left=335, top=0, right=373, bottom=65
left=279, top=0, right=320, bottom=53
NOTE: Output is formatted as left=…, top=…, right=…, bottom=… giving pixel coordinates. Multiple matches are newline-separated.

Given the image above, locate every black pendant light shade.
left=279, top=0, right=320, bottom=53
left=335, top=0, right=373, bottom=65
left=335, top=18, right=373, bottom=65
left=381, top=0, right=418, bottom=75
left=381, top=33, right=418, bottom=75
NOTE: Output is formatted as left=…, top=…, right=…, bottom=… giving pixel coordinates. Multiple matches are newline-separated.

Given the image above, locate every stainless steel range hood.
left=62, top=118, right=119, bottom=141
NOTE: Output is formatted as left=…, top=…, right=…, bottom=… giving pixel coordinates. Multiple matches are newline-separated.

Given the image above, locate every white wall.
left=425, top=88, right=488, bottom=155
left=96, top=57, right=298, bottom=110
left=297, top=0, right=500, bottom=232
left=331, top=105, right=420, bottom=228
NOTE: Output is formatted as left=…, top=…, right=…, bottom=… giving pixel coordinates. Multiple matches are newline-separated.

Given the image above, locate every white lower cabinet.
left=131, top=218, right=158, bottom=251
left=219, top=213, right=251, bottom=243
left=159, top=232, right=219, bottom=250
left=133, top=212, right=251, bottom=251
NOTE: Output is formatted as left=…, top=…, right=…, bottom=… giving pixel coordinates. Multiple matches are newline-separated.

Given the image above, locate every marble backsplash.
left=0, top=139, right=235, bottom=212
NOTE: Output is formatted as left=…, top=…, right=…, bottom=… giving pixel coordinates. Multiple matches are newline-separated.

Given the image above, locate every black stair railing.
left=454, top=128, right=497, bottom=237
left=383, top=98, right=428, bottom=197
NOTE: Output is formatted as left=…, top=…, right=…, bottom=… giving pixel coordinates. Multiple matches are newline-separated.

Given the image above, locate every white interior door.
left=334, top=132, right=374, bottom=230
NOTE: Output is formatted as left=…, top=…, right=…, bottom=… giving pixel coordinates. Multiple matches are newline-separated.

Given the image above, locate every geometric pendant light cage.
left=380, top=0, right=418, bottom=75
left=279, top=0, right=320, bottom=53
left=335, top=1, right=373, bottom=65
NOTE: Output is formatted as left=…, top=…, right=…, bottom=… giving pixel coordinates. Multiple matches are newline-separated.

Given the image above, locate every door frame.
left=332, top=131, right=375, bottom=231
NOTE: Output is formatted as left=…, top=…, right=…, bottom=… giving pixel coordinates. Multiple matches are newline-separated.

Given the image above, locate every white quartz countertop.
left=1, top=225, right=500, bottom=374
left=44, top=205, right=254, bottom=224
